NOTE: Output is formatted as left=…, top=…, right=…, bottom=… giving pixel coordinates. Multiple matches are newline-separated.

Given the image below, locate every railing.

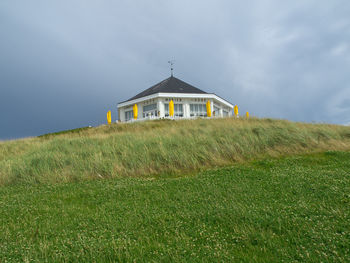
left=124, top=115, right=231, bottom=123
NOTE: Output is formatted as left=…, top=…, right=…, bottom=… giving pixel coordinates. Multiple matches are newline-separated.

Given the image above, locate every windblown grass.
left=0, top=118, right=350, bottom=186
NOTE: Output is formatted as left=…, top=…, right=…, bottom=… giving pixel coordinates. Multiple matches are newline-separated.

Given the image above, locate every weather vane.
left=168, top=60, right=175, bottom=76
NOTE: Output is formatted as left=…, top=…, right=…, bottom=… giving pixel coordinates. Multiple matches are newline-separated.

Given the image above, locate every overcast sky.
left=1, top=1, right=350, bottom=140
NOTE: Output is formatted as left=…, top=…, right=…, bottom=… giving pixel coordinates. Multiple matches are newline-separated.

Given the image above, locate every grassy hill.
left=1, top=117, right=350, bottom=186
left=1, top=118, right=350, bottom=261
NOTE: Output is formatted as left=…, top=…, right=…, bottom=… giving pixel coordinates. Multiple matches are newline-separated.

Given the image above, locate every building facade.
left=117, top=76, right=234, bottom=122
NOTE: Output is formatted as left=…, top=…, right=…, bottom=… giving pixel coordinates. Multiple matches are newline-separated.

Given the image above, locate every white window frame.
left=164, top=103, right=183, bottom=117
left=125, top=110, right=133, bottom=121
left=190, top=103, right=207, bottom=117
left=142, top=103, right=158, bottom=118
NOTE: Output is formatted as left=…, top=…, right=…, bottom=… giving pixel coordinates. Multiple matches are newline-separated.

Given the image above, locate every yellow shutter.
left=206, top=101, right=212, bottom=117
left=169, top=100, right=174, bottom=117
left=107, top=110, right=111, bottom=124
left=133, top=104, right=138, bottom=120
left=234, top=105, right=239, bottom=117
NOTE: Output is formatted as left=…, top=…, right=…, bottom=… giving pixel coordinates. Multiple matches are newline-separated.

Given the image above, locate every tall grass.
left=1, top=118, right=350, bottom=186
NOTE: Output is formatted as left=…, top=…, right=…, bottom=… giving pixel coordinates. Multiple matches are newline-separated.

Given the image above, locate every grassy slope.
left=1, top=118, right=350, bottom=186
left=0, top=151, right=349, bottom=262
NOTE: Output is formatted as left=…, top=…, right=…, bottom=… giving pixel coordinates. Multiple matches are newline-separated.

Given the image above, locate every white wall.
left=118, top=96, right=233, bottom=122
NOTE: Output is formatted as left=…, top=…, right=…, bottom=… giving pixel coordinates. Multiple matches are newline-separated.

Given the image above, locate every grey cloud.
left=1, top=0, right=350, bottom=139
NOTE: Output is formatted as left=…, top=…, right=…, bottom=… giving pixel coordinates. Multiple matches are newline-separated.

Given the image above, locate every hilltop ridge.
left=1, top=118, right=350, bottom=186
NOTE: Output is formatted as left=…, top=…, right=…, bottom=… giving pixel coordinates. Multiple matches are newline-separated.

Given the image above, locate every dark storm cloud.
left=1, top=0, right=350, bottom=139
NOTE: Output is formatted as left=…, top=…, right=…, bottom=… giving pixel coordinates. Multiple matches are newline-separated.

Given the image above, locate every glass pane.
left=143, top=103, right=157, bottom=112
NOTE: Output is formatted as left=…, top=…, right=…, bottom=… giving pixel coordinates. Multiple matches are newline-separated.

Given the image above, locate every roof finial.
left=168, top=60, right=175, bottom=77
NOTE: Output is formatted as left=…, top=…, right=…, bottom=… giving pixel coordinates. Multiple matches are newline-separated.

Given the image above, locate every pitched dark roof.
left=124, top=76, right=207, bottom=102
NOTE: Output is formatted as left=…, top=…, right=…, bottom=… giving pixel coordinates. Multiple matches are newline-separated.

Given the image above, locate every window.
left=165, top=103, right=169, bottom=117
left=199, top=104, right=203, bottom=113
left=143, top=103, right=157, bottom=118
left=213, top=105, right=220, bottom=116
left=174, top=104, right=183, bottom=117
left=164, top=103, right=183, bottom=117
left=143, top=103, right=157, bottom=112
left=125, top=110, right=133, bottom=121
left=223, top=110, right=229, bottom=117
left=190, top=104, right=207, bottom=117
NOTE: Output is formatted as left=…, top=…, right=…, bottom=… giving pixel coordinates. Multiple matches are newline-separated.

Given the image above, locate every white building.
left=117, top=76, right=234, bottom=122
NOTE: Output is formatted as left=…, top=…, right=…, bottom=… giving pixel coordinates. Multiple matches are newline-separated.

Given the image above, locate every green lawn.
left=1, top=151, right=349, bottom=262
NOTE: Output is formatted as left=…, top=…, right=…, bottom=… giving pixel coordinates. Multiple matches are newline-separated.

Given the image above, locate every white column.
left=138, top=103, right=143, bottom=119
left=184, top=101, right=190, bottom=118
left=158, top=100, right=164, bottom=118
left=228, top=107, right=233, bottom=117
left=119, top=107, right=125, bottom=122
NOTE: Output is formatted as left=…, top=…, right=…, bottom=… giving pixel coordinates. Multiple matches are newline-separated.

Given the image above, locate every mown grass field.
left=0, top=151, right=349, bottom=262
left=1, top=118, right=350, bottom=186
